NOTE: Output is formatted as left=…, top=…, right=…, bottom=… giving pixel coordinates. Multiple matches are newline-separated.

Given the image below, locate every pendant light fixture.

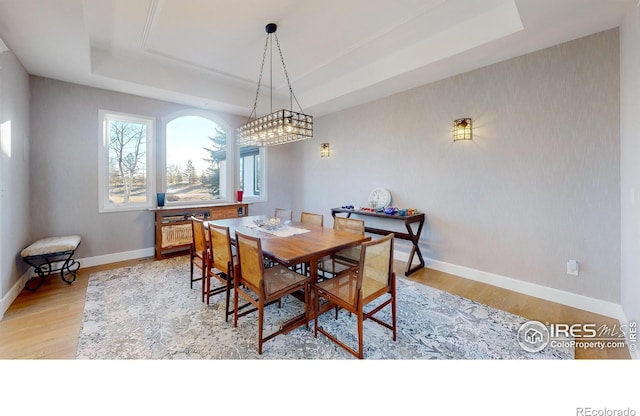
left=236, top=23, right=313, bottom=147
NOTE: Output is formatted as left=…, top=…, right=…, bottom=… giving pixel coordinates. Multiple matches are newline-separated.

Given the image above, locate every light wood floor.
left=0, top=257, right=631, bottom=359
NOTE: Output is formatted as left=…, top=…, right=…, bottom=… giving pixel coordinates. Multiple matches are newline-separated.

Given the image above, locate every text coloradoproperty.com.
left=551, top=340, right=628, bottom=350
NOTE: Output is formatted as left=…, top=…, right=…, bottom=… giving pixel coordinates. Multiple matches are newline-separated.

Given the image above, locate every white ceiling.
left=0, top=0, right=631, bottom=117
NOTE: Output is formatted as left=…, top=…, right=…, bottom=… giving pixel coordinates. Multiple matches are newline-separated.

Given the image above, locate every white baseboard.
left=395, top=250, right=624, bottom=321
left=0, top=269, right=33, bottom=321
left=77, top=247, right=155, bottom=268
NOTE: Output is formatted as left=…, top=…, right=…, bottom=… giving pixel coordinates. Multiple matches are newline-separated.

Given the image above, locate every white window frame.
left=159, top=109, right=236, bottom=206
left=238, top=144, right=267, bottom=203
left=98, top=110, right=156, bottom=213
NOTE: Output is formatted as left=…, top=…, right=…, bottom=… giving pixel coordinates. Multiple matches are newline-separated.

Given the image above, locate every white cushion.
left=21, top=235, right=82, bottom=257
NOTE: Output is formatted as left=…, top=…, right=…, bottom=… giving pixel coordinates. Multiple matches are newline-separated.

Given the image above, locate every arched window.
left=161, top=110, right=233, bottom=204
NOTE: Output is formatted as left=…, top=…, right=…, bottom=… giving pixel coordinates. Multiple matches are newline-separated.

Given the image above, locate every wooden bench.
left=20, top=235, right=82, bottom=291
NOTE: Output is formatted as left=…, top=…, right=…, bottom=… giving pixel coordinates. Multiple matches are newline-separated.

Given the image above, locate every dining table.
left=207, top=215, right=371, bottom=334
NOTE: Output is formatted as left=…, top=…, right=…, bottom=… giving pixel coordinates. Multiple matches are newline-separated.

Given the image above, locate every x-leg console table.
left=331, top=208, right=425, bottom=276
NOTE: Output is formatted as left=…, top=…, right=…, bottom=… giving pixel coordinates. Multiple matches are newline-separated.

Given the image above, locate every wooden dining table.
left=207, top=215, right=371, bottom=333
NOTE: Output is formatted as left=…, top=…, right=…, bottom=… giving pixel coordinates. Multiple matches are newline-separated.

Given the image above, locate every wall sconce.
left=320, top=143, right=330, bottom=157
left=453, top=118, right=472, bottom=141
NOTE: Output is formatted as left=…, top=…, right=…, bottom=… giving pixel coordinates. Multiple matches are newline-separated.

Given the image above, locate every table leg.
left=404, top=219, right=425, bottom=276
left=279, top=258, right=334, bottom=335
left=279, top=258, right=317, bottom=334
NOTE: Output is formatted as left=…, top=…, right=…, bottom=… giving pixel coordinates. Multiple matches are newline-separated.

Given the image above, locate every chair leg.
left=233, top=283, right=239, bottom=328
left=304, top=282, right=310, bottom=329
left=357, top=309, right=364, bottom=359
left=314, top=288, right=319, bottom=338
left=391, top=285, right=397, bottom=341
left=225, top=276, right=232, bottom=323
left=190, top=257, right=194, bottom=289
left=258, top=301, right=264, bottom=355
left=205, top=273, right=211, bottom=305
left=201, top=269, right=204, bottom=303
left=201, top=264, right=206, bottom=303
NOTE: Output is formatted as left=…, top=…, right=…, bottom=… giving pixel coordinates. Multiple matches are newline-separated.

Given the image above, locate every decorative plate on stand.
left=368, top=188, right=392, bottom=211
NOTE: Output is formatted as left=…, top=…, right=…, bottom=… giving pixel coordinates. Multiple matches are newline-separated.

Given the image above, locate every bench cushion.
left=21, top=235, right=82, bottom=258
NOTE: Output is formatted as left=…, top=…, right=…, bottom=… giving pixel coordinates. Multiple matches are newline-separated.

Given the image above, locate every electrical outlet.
left=567, top=260, right=579, bottom=276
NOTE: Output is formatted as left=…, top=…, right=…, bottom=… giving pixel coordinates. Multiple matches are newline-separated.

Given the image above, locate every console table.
left=331, top=208, right=425, bottom=276
left=150, top=203, right=249, bottom=259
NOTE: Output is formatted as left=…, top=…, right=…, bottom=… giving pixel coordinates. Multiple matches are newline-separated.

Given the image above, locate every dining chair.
left=260, top=208, right=294, bottom=269
left=234, top=230, right=310, bottom=354
left=190, top=216, right=209, bottom=302
left=313, top=233, right=397, bottom=359
left=206, top=223, right=236, bottom=320
left=318, top=216, right=365, bottom=278
left=296, top=211, right=325, bottom=275
left=274, top=208, right=293, bottom=222
left=300, top=211, right=323, bottom=227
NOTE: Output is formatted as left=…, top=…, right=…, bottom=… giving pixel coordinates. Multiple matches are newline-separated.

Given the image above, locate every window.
left=98, top=109, right=268, bottom=212
left=239, top=145, right=263, bottom=198
left=162, top=111, right=233, bottom=204
left=98, top=110, right=155, bottom=213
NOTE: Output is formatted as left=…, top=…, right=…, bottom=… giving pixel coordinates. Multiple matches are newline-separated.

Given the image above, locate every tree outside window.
left=98, top=110, right=155, bottom=212
left=165, top=115, right=228, bottom=203
left=108, top=121, right=147, bottom=204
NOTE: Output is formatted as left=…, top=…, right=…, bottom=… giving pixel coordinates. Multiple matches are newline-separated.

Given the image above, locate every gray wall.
left=30, top=78, right=186, bottom=258
left=620, top=4, right=640, bottom=334
left=28, top=77, right=292, bottom=259
left=291, top=29, right=621, bottom=304
left=0, top=48, right=30, bottom=304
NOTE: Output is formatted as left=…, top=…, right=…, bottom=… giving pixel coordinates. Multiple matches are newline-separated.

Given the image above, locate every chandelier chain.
left=248, top=33, right=270, bottom=121
left=274, top=32, right=305, bottom=114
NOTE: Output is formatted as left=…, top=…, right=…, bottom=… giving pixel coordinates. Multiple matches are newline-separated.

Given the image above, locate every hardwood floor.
left=0, top=257, right=631, bottom=359
left=408, top=265, right=631, bottom=359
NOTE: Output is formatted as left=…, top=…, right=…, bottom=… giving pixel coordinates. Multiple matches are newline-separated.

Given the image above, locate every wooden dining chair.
left=190, top=216, right=209, bottom=302
left=313, top=233, right=397, bottom=359
left=274, top=208, right=293, bottom=222
left=296, top=211, right=325, bottom=275
left=206, top=223, right=236, bottom=320
left=300, top=211, right=323, bottom=227
left=318, top=216, right=365, bottom=278
left=234, top=230, right=310, bottom=354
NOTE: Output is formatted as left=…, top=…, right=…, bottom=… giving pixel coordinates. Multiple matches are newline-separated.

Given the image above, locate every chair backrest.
left=300, top=211, right=323, bottom=227
left=333, top=217, right=365, bottom=262
left=235, top=230, right=264, bottom=293
left=333, top=217, right=364, bottom=235
left=359, top=233, right=394, bottom=301
left=208, top=223, right=233, bottom=272
left=274, top=208, right=293, bottom=222
left=190, top=217, right=207, bottom=253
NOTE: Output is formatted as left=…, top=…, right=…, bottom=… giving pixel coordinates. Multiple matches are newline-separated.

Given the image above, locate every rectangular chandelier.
left=236, top=109, right=313, bottom=147
left=236, top=23, right=313, bottom=147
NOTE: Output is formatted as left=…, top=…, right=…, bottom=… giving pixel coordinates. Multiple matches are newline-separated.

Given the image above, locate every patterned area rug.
left=76, top=256, right=573, bottom=359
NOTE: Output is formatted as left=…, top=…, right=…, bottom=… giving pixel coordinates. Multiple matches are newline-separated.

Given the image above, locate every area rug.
left=76, top=256, right=573, bottom=359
